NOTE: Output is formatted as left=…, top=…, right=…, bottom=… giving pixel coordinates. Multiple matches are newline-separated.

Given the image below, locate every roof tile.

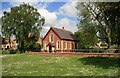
left=51, top=27, right=78, bottom=41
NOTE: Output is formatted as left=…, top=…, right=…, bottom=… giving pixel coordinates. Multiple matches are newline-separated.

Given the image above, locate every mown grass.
left=2, top=53, right=120, bottom=76
left=0, top=51, right=10, bottom=55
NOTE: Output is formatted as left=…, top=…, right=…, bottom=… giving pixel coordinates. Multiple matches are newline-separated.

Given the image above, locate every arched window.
left=63, top=41, right=67, bottom=49
left=50, top=34, right=54, bottom=42
left=56, top=41, right=60, bottom=49
left=75, top=42, right=77, bottom=49
left=69, top=42, right=71, bottom=49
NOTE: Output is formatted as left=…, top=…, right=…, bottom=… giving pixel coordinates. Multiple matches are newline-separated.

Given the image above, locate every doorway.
left=49, top=45, right=52, bottom=53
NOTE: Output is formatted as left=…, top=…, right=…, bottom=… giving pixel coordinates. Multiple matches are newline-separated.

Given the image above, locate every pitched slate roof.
left=50, top=27, right=78, bottom=41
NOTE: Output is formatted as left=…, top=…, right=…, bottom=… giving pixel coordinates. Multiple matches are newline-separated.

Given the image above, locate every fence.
left=41, top=49, right=120, bottom=53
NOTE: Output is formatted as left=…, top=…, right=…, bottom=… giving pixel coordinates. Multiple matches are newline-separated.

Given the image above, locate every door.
left=49, top=45, right=52, bottom=53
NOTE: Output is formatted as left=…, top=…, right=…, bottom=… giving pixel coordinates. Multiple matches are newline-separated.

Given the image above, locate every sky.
left=0, top=0, right=79, bottom=37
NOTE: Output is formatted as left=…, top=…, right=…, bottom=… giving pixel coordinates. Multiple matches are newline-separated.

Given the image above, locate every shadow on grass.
left=78, top=57, right=120, bottom=69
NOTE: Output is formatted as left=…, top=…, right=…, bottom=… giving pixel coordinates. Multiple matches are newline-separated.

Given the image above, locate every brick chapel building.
left=42, top=27, right=79, bottom=53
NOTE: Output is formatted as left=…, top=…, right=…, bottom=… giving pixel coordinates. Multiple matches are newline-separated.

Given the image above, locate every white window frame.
left=63, top=41, right=67, bottom=50
left=49, top=33, right=54, bottom=43
left=56, top=40, right=60, bottom=50
left=69, top=42, right=71, bottom=50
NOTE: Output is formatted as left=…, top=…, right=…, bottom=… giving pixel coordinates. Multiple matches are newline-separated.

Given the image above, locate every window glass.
left=50, top=34, right=54, bottom=42
left=58, top=41, right=60, bottom=49
left=63, top=41, right=66, bottom=49
left=75, top=42, right=77, bottom=49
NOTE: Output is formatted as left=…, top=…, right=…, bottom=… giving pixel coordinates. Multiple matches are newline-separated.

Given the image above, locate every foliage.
left=9, top=50, right=21, bottom=54
left=1, top=51, right=10, bottom=55
left=75, top=4, right=98, bottom=49
left=2, top=3, right=45, bottom=52
left=32, top=43, right=41, bottom=52
left=2, top=54, right=119, bottom=76
left=1, top=50, right=21, bottom=54
left=95, top=2, right=120, bottom=48
left=9, top=50, right=16, bottom=54
left=75, top=30, right=98, bottom=49
left=26, top=41, right=41, bottom=52
left=76, top=2, right=120, bottom=48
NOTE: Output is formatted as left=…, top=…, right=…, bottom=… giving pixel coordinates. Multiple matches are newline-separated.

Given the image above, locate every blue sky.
left=0, top=1, right=78, bottom=37
left=46, top=2, right=66, bottom=12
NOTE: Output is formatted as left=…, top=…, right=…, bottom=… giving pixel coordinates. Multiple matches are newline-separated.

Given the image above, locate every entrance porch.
left=47, top=43, right=55, bottom=53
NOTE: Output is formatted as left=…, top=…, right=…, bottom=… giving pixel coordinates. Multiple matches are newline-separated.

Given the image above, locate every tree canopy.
left=76, top=2, right=120, bottom=49
left=2, top=3, right=45, bottom=52
left=75, top=2, right=99, bottom=49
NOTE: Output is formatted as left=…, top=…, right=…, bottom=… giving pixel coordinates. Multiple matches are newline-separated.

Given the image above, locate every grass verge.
left=2, top=53, right=120, bottom=76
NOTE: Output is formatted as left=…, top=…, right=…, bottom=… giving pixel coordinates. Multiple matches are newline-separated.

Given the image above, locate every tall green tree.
left=75, top=5, right=98, bottom=49
left=95, top=2, right=120, bottom=48
left=76, top=2, right=120, bottom=48
left=2, top=3, right=45, bottom=52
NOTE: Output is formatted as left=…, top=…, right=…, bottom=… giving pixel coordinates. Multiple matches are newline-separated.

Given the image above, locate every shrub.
left=32, top=43, right=41, bottom=52
left=110, top=45, right=118, bottom=49
left=16, top=50, right=21, bottom=54
left=10, top=50, right=17, bottom=54
left=2, top=51, right=10, bottom=54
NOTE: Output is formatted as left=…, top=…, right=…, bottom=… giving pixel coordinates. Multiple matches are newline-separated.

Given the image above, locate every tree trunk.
left=107, top=28, right=111, bottom=49
left=18, top=40, right=25, bottom=53
left=8, top=36, right=11, bottom=48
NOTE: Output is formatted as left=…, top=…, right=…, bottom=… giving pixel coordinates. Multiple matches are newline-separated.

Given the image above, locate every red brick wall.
left=43, top=29, right=77, bottom=52
left=59, top=40, right=75, bottom=53
left=43, top=29, right=61, bottom=51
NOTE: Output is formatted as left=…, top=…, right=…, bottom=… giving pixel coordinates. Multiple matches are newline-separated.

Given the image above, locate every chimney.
left=62, top=27, right=64, bottom=30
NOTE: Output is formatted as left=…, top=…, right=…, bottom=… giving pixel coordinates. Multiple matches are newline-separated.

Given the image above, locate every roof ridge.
left=50, top=26, right=78, bottom=41
left=51, top=26, right=72, bottom=33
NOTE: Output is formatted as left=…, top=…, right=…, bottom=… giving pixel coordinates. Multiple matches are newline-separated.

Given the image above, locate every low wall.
left=41, top=49, right=120, bottom=53
left=27, top=52, right=120, bottom=58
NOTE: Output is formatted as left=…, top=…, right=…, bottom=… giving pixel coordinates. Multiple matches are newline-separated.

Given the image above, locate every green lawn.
left=2, top=53, right=120, bottom=76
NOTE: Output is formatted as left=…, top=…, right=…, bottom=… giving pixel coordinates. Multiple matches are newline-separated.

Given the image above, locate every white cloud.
left=34, top=3, right=49, bottom=9
left=57, top=18, right=78, bottom=33
left=0, top=12, right=3, bottom=18
left=9, top=2, right=38, bottom=7
left=38, top=8, right=57, bottom=36
left=41, top=17, right=78, bottom=36
left=0, top=12, right=2, bottom=36
left=8, top=0, right=40, bottom=5
left=2, top=8, right=11, bottom=13
left=3, top=0, right=40, bottom=2
left=58, top=1, right=77, bottom=18
left=38, top=7, right=78, bottom=36
left=0, top=12, right=3, bottom=29
left=8, top=0, right=48, bottom=7
left=2, top=0, right=62, bottom=2
left=1, top=1, right=78, bottom=37
left=7, top=0, right=56, bottom=8
left=9, top=0, right=39, bottom=7
left=38, top=8, right=57, bottom=26
left=41, top=26, right=50, bottom=37
left=37, top=7, right=78, bottom=36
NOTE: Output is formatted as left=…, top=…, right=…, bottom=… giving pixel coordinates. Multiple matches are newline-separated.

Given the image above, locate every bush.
left=18, top=40, right=41, bottom=52
left=1, top=50, right=23, bottom=54
left=2, top=51, right=10, bottom=54
left=110, top=45, right=118, bottom=49
left=10, top=50, right=17, bottom=54
left=16, top=50, right=21, bottom=54
left=10, top=50, right=24, bottom=54
left=32, top=43, right=41, bottom=52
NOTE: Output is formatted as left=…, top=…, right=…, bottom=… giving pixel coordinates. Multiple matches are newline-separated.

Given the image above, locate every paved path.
left=0, top=55, right=9, bottom=58
left=0, top=54, right=21, bottom=58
